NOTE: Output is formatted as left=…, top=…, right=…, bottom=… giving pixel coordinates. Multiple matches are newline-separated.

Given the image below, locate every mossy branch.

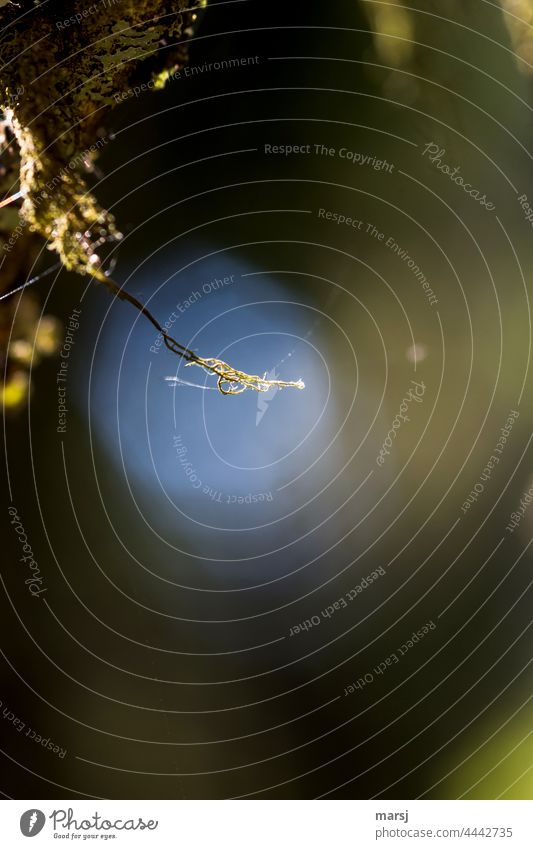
left=0, top=0, right=305, bottom=400
left=100, top=274, right=305, bottom=396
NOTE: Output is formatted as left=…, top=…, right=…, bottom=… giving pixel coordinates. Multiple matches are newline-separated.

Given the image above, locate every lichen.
left=0, top=0, right=204, bottom=278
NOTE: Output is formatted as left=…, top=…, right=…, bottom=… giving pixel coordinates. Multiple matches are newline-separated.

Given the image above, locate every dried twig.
left=101, top=275, right=305, bottom=396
